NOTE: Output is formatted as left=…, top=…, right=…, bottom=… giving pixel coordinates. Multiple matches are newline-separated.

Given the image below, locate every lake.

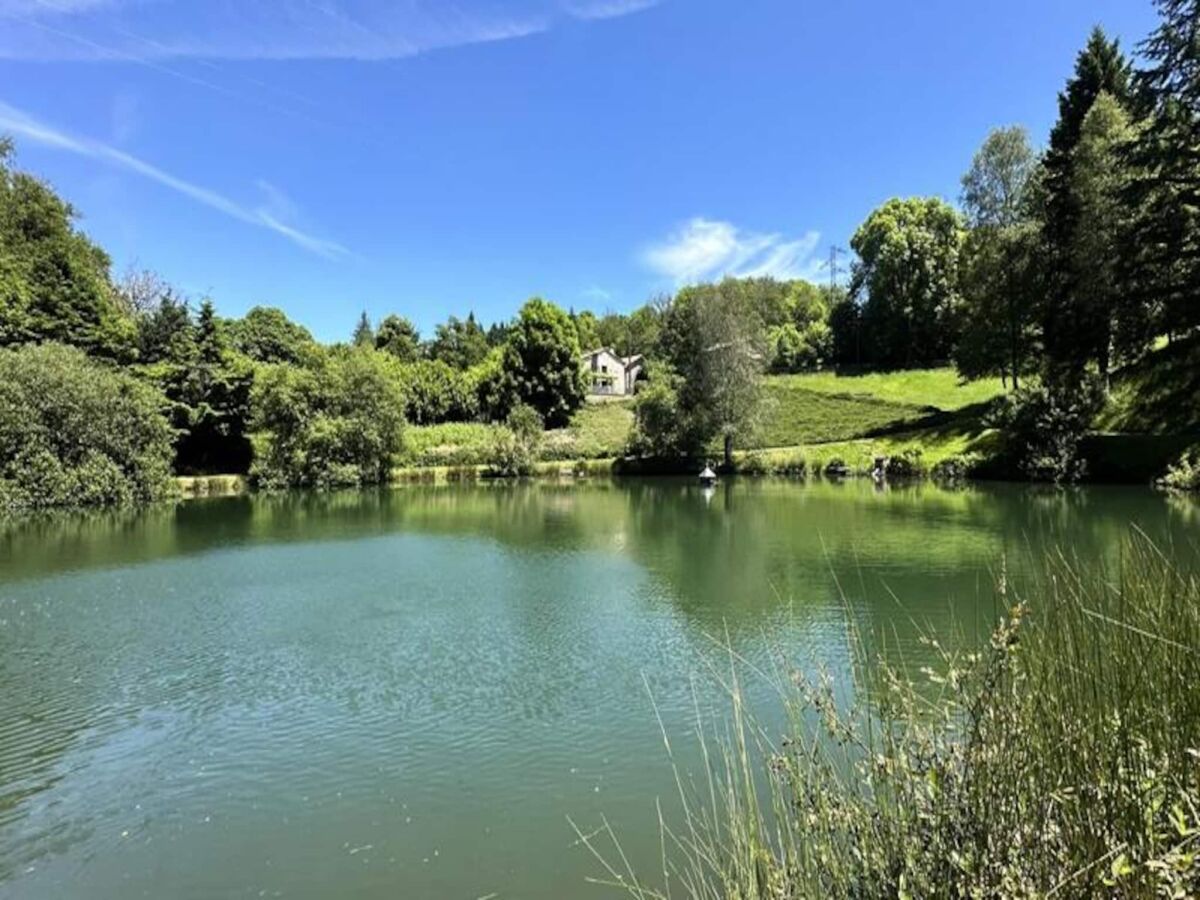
left=0, top=480, right=1196, bottom=899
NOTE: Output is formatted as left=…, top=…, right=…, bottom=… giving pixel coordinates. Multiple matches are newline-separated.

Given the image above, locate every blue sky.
left=0, top=0, right=1160, bottom=341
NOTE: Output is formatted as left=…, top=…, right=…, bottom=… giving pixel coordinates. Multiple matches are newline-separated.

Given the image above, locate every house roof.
left=581, top=348, right=645, bottom=366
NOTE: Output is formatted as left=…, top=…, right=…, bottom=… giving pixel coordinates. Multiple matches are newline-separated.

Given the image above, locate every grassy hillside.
left=779, top=369, right=1005, bottom=411
left=1099, top=335, right=1200, bottom=435
left=402, top=369, right=1004, bottom=467
left=401, top=401, right=634, bottom=467
left=751, top=369, right=1004, bottom=450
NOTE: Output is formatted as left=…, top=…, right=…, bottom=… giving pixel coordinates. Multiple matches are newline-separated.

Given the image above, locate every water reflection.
left=0, top=480, right=1195, bottom=899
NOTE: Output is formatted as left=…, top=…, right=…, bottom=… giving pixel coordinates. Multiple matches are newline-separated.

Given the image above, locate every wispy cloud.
left=580, top=285, right=613, bottom=303
left=643, top=218, right=824, bottom=286
left=0, top=100, right=350, bottom=259
left=564, top=0, right=660, bottom=21
left=0, top=0, right=661, bottom=62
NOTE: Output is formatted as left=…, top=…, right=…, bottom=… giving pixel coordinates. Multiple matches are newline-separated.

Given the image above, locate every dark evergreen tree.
left=1122, top=0, right=1200, bottom=342
left=352, top=311, right=375, bottom=347
left=1041, top=28, right=1134, bottom=375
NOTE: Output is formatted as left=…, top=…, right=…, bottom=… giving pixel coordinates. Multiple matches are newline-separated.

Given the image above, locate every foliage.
left=628, top=364, right=703, bottom=459
left=656, top=280, right=768, bottom=466
left=572, top=309, right=600, bottom=353
left=956, top=127, right=1042, bottom=388
left=428, top=312, right=487, bottom=369
left=991, top=376, right=1105, bottom=483
left=956, top=221, right=1043, bottom=388
left=227, top=305, right=316, bottom=364
left=0, top=343, right=174, bottom=511
left=0, top=140, right=135, bottom=359
left=352, top=311, right=375, bottom=348
left=588, top=540, right=1200, bottom=899
left=1159, top=447, right=1200, bottom=492
left=849, top=197, right=966, bottom=368
left=1068, top=92, right=1142, bottom=381
left=1120, top=1, right=1200, bottom=343
left=250, top=346, right=405, bottom=489
left=961, top=125, right=1038, bottom=230
left=930, top=454, right=977, bottom=483
left=137, top=299, right=254, bottom=474
left=828, top=292, right=863, bottom=367
left=136, top=292, right=195, bottom=365
left=499, top=298, right=586, bottom=428
left=374, top=314, right=421, bottom=362
left=399, top=358, right=479, bottom=425
left=486, top=403, right=543, bottom=477
left=884, top=447, right=926, bottom=479
left=1041, top=28, right=1135, bottom=375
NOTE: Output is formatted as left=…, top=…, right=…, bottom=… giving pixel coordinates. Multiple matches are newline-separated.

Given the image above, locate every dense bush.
left=930, top=454, right=977, bottom=483
left=486, top=404, right=543, bottom=477
left=0, top=343, right=174, bottom=511
left=400, top=359, right=479, bottom=425
left=250, top=347, right=405, bottom=489
left=990, top=377, right=1104, bottom=483
left=884, top=447, right=926, bottom=479
left=627, top=365, right=706, bottom=459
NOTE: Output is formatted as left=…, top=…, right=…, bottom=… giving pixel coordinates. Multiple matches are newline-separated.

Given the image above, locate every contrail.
left=0, top=100, right=351, bottom=260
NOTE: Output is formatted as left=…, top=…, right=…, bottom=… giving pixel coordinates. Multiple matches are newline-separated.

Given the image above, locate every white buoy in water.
left=699, top=465, right=718, bottom=486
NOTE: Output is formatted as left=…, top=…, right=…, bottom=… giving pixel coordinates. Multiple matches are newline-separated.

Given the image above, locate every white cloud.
left=0, top=0, right=659, bottom=61
left=642, top=218, right=824, bottom=286
left=0, top=100, right=350, bottom=259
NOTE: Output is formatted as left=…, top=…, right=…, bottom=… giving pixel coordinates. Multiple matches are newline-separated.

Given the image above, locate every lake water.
left=0, top=480, right=1196, bottom=899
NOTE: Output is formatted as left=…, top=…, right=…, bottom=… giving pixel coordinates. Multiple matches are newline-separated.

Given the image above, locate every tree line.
left=3, top=0, right=1199, bottom=507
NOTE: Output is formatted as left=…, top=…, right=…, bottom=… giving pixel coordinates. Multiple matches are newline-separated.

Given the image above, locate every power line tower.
left=827, top=245, right=846, bottom=295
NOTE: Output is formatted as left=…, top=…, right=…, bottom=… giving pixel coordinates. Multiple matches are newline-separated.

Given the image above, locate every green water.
left=0, top=480, right=1196, bottom=899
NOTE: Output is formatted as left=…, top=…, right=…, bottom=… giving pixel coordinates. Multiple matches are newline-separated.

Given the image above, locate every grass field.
left=749, top=368, right=1003, bottom=451
left=402, top=401, right=635, bottom=467
left=400, top=369, right=1004, bottom=469
left=776, top=368, right=1005, bottom=411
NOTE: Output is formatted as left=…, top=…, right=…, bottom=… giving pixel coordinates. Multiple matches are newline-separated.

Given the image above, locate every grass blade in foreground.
left=582, top=538, right=1200, bottom=899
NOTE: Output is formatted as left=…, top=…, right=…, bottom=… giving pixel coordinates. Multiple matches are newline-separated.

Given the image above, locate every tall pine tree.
left=1041, top=28, right=1134, bottom=376
left=1122, top=0, right=1200, bottom=342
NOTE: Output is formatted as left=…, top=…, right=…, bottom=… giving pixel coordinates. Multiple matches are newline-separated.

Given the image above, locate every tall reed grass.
left=578, top=537, right=1200, bottom=898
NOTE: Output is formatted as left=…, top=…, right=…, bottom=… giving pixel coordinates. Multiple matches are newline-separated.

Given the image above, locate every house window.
left=601, top=365, right=608, bottom=373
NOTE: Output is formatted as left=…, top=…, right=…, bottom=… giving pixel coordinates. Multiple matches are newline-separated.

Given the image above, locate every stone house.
left=581, top=348, right=645, bottom=397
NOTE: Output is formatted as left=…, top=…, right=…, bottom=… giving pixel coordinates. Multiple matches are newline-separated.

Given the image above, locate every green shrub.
left=250, top=347, right=405, bottom=489
left=884, top=447, right=926, bottom=479
left=486, top=404, right=543, bottom=478
left=399, top=358, right=479, bottom=425
left=1159, top=448, right=1200, bottom=492
left=0, top=343, right=174, bottom=511
left=990, top=376, right=1104, bottom=483
left=930, top=454, right=976, bottom=483
left=823, top=457, right=850, bottom=477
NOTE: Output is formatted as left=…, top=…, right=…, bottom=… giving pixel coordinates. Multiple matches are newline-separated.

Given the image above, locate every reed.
left=579, top=537, right=1200, bottom=898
